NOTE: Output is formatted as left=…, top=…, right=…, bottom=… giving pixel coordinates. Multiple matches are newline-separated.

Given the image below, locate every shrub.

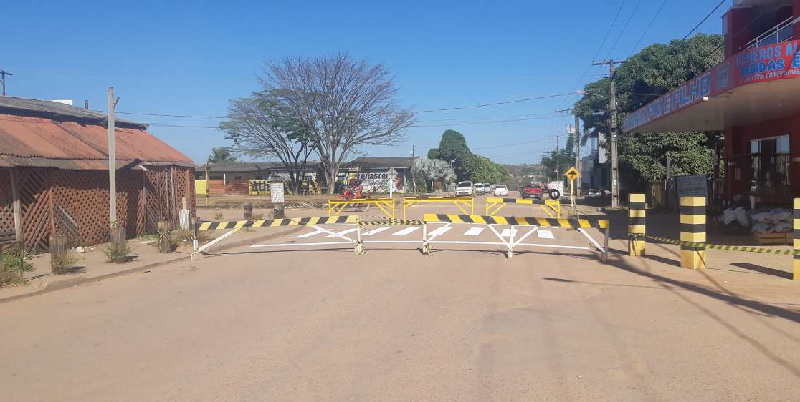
left=1, top=246, right=33, bottom=285
left=212, top=212, right=224, bottom=221
left=103, top=242, right=132, bottom=263
left=52, top=251, right=78, bottom=275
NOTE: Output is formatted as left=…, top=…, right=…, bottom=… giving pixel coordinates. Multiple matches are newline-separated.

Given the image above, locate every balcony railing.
left=745, top=16, right=798, bottom=49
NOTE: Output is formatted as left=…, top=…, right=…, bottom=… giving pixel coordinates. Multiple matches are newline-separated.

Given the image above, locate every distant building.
left=0, top=97, right=195, bottom=248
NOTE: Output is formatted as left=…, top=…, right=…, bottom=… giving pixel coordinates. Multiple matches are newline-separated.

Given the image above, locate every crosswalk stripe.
left=326, top=228, right=358, bottom=238
left=392, top=227, right=420, bottom=236
left=297, top=229, right=325, bottom=238
left=464, top=227, right=484, bottom=236
left=362, top=227, right=391, bottom=236
left=429, top=226, right=452, bottom=237
left=537, top=230, right=554, bottom=239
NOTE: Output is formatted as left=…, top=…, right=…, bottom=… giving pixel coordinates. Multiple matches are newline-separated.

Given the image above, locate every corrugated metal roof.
left=0, top=97, right=144, bottom=129
left=351, top=157, right=414, bottom=169
left=0, top=113, right=192, bottom=170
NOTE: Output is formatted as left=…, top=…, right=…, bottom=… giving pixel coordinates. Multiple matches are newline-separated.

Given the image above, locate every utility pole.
left=410, top=145, right=416, bottom=194
left=0, top=70, right=13, bottom=96
left=593, top=59, right=622, bottom=207
left=574, top=114, right=581, bottom=195
left=107, top=87, right=117, bottom=227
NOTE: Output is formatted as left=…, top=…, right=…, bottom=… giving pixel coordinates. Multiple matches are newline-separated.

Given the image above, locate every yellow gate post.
left=794, top=198, right=800, bottom=280
left=628, top=193, right=646, bottom=257
left=680, top=196, right=706, bottom=269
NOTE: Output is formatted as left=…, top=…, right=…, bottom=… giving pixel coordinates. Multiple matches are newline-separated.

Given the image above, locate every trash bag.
left=751, top=222, right=770, bottom=234
left=770, top=221, right=792, bottom=233
left=771, top=208, right=791, bottom=222
left=735, top=207, right=750, bottom=227
left=722, top=208, right=736, bottom=225
left=751, top=210, right=775, bottom=224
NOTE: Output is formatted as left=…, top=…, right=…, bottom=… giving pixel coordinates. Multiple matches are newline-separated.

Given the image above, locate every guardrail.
left=328, top=198, right=395, bottom=219
left=402, top=196, right=474, bottom=219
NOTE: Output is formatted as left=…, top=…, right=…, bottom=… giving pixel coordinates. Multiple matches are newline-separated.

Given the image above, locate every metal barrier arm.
left=577, top=228, right=604, bottom=253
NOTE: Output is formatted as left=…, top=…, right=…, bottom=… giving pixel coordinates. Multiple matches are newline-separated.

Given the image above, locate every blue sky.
left=4, top=0, right=727, bottom=164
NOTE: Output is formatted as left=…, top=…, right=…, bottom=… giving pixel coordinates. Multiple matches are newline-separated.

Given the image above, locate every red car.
left=520, top=184, right=543, bottom=200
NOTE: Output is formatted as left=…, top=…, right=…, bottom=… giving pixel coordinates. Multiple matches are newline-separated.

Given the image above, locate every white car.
left=474, top=183, right=486, bottom=195
left=493, top=185, right=509, bottom=196
left=455, top=181, right=474, bottom=196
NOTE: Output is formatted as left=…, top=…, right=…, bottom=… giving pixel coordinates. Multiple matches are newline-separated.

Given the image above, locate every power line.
left=416, top=91, right=580, bottom=113
left=682, top=0, right=726, bottom=40
left=606, top=0, right=643, bottom=57
left=628, top=0, right=668, bottom=57
left=559, top=0, right=628, bottom=110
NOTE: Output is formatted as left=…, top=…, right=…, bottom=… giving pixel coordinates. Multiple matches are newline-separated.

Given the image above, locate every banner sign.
left=270, top=182, right=285, bottom=204
left=337, top=171, right=405, bottom=193
left=624, top=40, right=800, bottom=132
left=249, top=180, right=269, bottom=195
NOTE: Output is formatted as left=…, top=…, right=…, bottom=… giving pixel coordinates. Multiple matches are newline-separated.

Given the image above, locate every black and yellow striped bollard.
left=628, top=193, right=646, bottom=257
left=794, top=198, right=800, bottom=280
left=680, top=196, right=706, bottom=269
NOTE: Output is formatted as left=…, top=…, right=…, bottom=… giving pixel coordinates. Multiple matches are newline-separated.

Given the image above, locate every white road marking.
left=537, top=230, right=554, bottom=239
left=297, top=229, right=325, bottom=238
left=362, top=227, right=391, bottom=236
left=463, top=227, right=485, bottom=236
left=326, top=228, right=358, bottom=238
left=392, top=227, right=420, bottom=236
left=429, top=226, right=452, bottom=237
left=500, top=229, right=512, bottom=237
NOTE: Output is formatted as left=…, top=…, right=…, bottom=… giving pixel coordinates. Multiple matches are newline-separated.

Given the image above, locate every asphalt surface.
left=3, top=209, right=800, bottom=401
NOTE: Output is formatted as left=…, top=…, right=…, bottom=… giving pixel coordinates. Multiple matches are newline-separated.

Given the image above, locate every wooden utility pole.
left=107, top=87, right=117, bottom=226
left=593, top=59, right=622, bottom=208
left=0, top=70, right=13, bottom=97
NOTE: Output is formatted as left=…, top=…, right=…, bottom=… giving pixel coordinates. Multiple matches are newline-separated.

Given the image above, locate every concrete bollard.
left=680, top=196, right=706, bottom=269
left=244, top=203, right=253, bottom=220
left=794, top=198, right=800, bottom=280
left=628, top=193, right=646, bottom=257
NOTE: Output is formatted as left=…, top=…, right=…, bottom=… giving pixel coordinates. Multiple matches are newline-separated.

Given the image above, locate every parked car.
left=493, top=185, right=509, bottom=196
left=455, top=181, right=474, bottom=196
left=474, top=183, right=487, bottom=195
left=520, top=184, right=543, bottom=200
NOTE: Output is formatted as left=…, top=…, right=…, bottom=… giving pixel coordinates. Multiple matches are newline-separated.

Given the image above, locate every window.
left=750, top=135, right=790, bottom=189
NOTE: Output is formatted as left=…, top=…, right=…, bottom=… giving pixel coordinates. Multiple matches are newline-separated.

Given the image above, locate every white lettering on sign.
left=675, top=175, right=708, bottom=198
left=270, top=182, right=285, bottom=203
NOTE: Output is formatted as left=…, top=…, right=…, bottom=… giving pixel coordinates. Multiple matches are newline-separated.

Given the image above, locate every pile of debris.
left=719, top=207, right=792, bottom=234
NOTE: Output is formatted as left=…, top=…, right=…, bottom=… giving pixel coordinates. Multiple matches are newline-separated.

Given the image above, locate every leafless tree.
left=262, top=54, right=415, bottom=194
left=220, top=92, right=314, bottom=194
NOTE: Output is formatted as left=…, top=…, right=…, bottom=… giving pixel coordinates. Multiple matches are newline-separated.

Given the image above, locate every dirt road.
left=2, top=230, right=800, bottom=401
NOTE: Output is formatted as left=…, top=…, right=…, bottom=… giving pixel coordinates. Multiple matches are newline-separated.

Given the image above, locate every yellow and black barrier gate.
left=422, top=213, right=609, bottom=260
left=328, top=198, right=395, bottom=219
left=485, top=197, right=561, bottom=218
left=402, top=196, right=474, bottom=219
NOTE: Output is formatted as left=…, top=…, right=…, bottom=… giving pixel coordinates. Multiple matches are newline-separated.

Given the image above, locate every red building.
left=624, top=0, right=800, bottom=206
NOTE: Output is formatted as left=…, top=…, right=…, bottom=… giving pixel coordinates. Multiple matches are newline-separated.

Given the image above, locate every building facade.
left=0, top=97, right=195, bottom=248
left=624, top=0, right=800, bottom=206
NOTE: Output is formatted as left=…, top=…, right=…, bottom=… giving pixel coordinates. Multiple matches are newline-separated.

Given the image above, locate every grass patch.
left=1, top=246, right=33, bottom=285
left=52, top=251, right=79, bottom=275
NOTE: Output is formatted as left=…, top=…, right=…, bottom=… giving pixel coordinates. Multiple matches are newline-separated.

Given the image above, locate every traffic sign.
left=565, top=167, right=580, bottom=181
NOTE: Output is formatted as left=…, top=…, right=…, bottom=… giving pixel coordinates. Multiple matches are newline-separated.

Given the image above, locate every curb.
left=0, top=227, right=303, bottom=305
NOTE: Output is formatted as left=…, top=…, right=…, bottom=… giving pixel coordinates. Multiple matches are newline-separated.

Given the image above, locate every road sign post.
left=564, top=167, right=580, bottom=213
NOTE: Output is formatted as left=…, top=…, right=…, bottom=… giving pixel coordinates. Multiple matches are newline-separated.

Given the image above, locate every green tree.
left=208, top=147, right=238, bottom=164
left=428, top=129, right=509, bottom=183
left=574, top=34, right=724, bottom=190
left=427, top=129, right=473, bottom=181
left=540, top=133, right=575, bottom=182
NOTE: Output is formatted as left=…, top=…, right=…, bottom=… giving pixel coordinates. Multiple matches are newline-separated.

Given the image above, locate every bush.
left=212, top=212, right=224, bottom=221
left=1, top=246, right=33, bottom=285
left=103, top=241, right=132, bottom=263
left=52, top=251, right=78, bottom=275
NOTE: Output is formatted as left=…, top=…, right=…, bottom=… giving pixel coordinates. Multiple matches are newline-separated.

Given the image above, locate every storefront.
left=624, top=0, right=800, bottom=207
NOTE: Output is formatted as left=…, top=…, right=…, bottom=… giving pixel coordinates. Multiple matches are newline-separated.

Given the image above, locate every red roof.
left=0, top=115, right=193, bottom=170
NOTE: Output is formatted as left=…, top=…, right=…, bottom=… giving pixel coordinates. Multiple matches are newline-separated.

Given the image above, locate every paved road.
left=2, top=228, right=800, bottom=401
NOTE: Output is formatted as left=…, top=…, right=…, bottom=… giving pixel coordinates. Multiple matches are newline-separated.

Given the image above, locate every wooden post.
left=244, top=203, right=253, bottom=220
left=49, top=234, right=68, bottom=274
left=628, top=193, right=646, bottom=257
left=680, top=196, right=706, bottom=269
left=9, top=168, right=23, bottom=245
left=273, top=203, right=285, bottom=219
left=110, top=226, right=125, bottom=244
left=157, top=221, right=172, bottom=253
